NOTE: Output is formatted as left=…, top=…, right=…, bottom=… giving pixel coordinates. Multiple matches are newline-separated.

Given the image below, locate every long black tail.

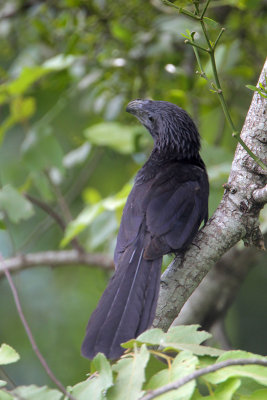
left=81, top=239, right=162, bottom=360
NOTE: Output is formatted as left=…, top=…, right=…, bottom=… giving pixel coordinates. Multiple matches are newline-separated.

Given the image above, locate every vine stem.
left=0, top=254, right=77, bottom=400
left=200, top=16, right=266, bottom=170
left=164, top=0, right=267, bottom=170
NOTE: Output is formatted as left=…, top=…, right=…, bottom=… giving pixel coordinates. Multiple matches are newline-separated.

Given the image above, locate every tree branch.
left=154, top=59, right=267, bottom=331
left=0, top=250, right=114, bottom=277
left=140, top=357, right=267, bottom=400
left=172, top=237, right=266, bottom=333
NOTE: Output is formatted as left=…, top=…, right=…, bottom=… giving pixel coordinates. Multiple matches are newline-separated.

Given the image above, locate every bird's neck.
left=150, top=145, right=204, bottom=168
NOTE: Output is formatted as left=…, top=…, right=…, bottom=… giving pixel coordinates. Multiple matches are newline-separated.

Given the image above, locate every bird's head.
left=126, top=99, right=201, bottom=160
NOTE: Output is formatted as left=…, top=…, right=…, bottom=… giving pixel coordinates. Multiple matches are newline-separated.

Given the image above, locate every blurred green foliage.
left=0, top=0, right=266, bottom=388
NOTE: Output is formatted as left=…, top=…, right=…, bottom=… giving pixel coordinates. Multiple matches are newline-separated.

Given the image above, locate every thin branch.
left=140, top=357, right=267, bottom=400
left=25, top=194, right=66, bottom=230
left=213, top=28, right=225, bottom=50
left=200, top=0, right=211, bottom=19
left=45, top=171, right=73, bottom=223
left=161, top=0, right=199, bottom=19
left=0, top=250, right=114, bottom=277
left=25, top=194, right=84, bottom=252
left=184, top=39, right=209, bottom=53
left=0, top=254, right=77, bottom=400
left=190, top=32, right=207, bottom=80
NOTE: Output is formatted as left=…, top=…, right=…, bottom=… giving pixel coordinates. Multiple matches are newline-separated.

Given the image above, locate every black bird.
left=81, top=100, right=209, bottom=360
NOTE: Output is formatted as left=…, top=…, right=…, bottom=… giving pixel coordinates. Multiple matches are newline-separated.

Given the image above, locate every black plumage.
left=81, top=100, right=209, bottom=360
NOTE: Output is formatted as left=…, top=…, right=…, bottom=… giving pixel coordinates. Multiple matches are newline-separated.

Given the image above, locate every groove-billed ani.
left=81, top=100, right=209, bottom=360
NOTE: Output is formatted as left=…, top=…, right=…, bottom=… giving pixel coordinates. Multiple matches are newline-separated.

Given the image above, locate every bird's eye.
left=148, top=116, right=154, bottom=122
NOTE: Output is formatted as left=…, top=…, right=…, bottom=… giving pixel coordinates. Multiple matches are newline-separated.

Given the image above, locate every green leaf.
left=11, top=385, right=62, bottom=400
left=10, top=97, right=36, bottom=122
left=42, top=54, right=77, bottom=70
left=0, top=185, right=34, bottom=223
left=0, top=55, right=76, bottom=105
left=60, top=203, right=104, bottom=247
left=61, top=182, right=132, bottom=247
left=63, top=142, right=91, bottom=168
left=0, top=382, right=7, bottom=388
left=205, top=351, right=267, bottom=386
left=0, top=390, right=13, bottom=400
left=146, top=351, right=197, bottom=400
left=84, top=122, right=142, bottom=154
left=124, top=325, right=211, bottom=347
left=246, top=84, right=260, bottom=92
left=124, top=326, right=224, bottom=357
left=124, top=328, right=165, bottom=348
left=108, top=345, right=150, bottom=400
left=67, top=353, right=113, bottom=400
left=258, top=83, right=266, bottom=92
left=0, top=344, right=20, bottom=365
left=242, top=389, right=267, bottom=400
left=203, top=17, right=219, bottom=28
left=203, top=378, right=241, bottom=400
left=1, top=67, right=51, bottom=98
left=168, top=343, right=224, bottom=357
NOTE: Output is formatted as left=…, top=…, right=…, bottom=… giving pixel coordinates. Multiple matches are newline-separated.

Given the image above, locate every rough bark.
left=172, top=238, right=266, bottom=330
left=153, top=59, right=267, bottom=331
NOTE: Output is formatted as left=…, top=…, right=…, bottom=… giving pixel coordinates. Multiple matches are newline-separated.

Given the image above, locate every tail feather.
left=81, top=238, right=162, bottom=360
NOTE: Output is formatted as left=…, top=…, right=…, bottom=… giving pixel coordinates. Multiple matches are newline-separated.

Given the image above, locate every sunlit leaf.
left=10, top=97, right=36, bottom=122
left=0, top=344, right=20, bottom=365
left=42, top=54, right=77, bottom=70
left=63, top=142, right=91, bottom=168
left=146, top=351, right=197, bottom=400
left=67, top=353, right=113, bottom=400
left=109, top=345, right=149, bottom=400
left=84, top=122, right=142, bottom=154
left=60, top=203, right=104, bottom=247
left=61, top=182, right=132, bottom=247
left=11, top=385, right=62, bottom=400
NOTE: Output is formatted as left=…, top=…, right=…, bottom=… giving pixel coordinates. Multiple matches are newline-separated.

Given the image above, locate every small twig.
left=45, top=171, right=73, bottom=223
left=0, top=254, right=77, bottom=400
left=184, top=39, right=209, bottom=53
left=0, top=249, right=114, bottom=277
left=190, top=32, right=207, bottom=80
left=162, top=0, right=199, bottom=19
left=25, top=194, right=83, bottom=252
left=140, top=357, right=267, bottom=400
left=200, top=0, right=211, bottom=19
left=213, top=28, right=225, bottom=50
left=25, top=194, right=65, bottom=230
left=253, top=185, right=267, bottom=204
